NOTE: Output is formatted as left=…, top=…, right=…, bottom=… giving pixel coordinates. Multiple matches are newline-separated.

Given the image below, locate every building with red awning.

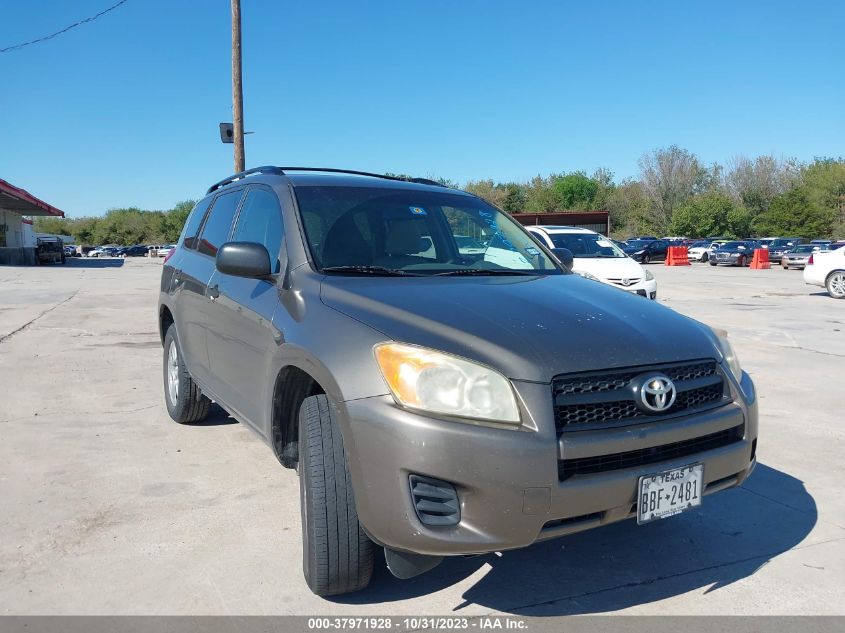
left=0, top=179, right=65, bottom=265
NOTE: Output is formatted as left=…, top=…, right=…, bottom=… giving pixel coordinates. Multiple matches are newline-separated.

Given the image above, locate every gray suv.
left=158, top=167, right=758, bottom=596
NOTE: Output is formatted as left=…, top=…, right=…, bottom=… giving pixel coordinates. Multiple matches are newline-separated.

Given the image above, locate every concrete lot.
left=0, top=257, right=843, bottom=615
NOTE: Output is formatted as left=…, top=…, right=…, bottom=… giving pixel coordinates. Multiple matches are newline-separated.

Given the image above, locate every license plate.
left=637, top=464, right=703, bottom=525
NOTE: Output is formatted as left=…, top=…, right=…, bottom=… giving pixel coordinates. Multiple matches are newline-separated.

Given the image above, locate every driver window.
left=232, top=188, right=285, bottom=273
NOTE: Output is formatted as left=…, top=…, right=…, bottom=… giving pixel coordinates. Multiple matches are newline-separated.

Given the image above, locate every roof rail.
left=206, top=166, right=286, bottom=194
left=276, top=167, right=450, bottom=188
left=206, top=166, right=449, bottom=194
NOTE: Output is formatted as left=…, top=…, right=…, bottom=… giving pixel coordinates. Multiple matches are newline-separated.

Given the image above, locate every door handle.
left=207, top=284, right=220, bottom=300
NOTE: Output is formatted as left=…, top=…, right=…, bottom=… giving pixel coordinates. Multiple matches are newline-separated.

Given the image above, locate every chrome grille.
left=552, top=360, right=729, bottom=433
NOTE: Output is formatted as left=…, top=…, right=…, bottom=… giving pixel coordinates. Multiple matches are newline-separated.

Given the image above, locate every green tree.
left=801, top=158, right=845, bottom=237
left=753, top=187, right=836, bottom=238
left=550, top=172, right=599, bottom=209
left=670, top=192, right=750, bottom=238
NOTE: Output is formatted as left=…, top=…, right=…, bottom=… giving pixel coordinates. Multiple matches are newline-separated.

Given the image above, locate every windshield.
left=294, top=186, right=562, bottom=275
left=690, top=241, right=711, bottom=248
left=771, top=239, right=795, bottom=248
left=625, top=240, right=650, bottom=249
left=548, top=232, right=627, bottom=258
left=792, top=245, right=815, bottom=253
left=722, top=241, right=749, bottom=249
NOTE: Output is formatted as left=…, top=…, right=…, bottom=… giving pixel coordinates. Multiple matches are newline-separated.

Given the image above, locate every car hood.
left=571, top=256, right=645, bottom=281
left=622, top=246, right=645, bottom=254
left=319, top=274, right=719, bottom=383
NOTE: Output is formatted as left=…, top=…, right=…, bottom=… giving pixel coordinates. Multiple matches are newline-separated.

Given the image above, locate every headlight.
left=644, top=269, right=654, bottom=281
left=711, top=328, right=742, bottom=382
left=576, top=270, right=601, bottom=282
left=374, top=342, right=520, bottom=424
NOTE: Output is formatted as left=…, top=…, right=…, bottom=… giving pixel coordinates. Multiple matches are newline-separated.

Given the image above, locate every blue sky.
left=1, top=0, right=843, bottom=217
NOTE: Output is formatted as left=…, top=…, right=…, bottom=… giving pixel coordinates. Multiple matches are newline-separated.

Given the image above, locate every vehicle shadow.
left=65, top=258, right=125, bottom=268
left=192, top=403, right=239, bottom=426
left=333, top=463, right=815, bottom=614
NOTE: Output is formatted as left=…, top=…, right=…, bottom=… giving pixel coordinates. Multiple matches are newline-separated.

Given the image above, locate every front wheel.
left=701, top=252, right=709, bottom=262
left=642, top=254, right=651, bottom=264
left=737, top=255, right=746, bottom=267
left=162, top=325, right=211, bottom=423
left=826, top=271, right=845, bottom=299
left=710, top=260, right=717, bottom=266
left=298, top=394, right=374, bottom=596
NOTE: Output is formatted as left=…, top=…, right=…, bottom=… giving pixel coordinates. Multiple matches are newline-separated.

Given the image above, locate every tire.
left=710, top=260, right=717, bottom=266
left=298, top=394, right=374, bottom=596
left=162, top=324, right=211, bottom=424
left=826, top=271, right=845, bottom=299
left=642, top=254, right=650, bottom=265
left=702, top=253, right=708, bottom=262
left=737, top=255, right=746, bottom=267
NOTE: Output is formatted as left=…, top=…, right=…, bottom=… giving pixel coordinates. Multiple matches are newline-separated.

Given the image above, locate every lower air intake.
left=409, top=474, right=460, bottom=527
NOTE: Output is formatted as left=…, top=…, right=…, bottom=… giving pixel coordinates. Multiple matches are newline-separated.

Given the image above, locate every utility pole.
left=231, top=0, right=245, bottom=173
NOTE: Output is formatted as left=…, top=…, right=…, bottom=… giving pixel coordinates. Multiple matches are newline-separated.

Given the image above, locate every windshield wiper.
left=321, top=265, right=423, bottom=276
left=434, top=268, right=537, bottom=276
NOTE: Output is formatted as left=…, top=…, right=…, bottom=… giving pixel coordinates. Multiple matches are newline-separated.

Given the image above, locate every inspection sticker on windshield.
left=409, top=206, right=427, bottom=216
left=637, top=463, right=703, bottom=524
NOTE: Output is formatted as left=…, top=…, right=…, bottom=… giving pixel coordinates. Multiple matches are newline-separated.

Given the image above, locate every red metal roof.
left=0, top=178, right=65, bottom=217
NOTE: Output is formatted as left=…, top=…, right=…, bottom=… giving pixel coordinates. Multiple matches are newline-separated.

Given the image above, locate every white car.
left=687, top=240, right=717, bottom=262
left=804, top=247, right=845, bottom=298
left=527, top=226, right=657, bottom=299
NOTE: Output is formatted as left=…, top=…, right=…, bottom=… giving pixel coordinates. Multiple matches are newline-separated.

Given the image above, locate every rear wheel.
left=298, top=394, right=374, bottom=596
left=163, top=325, right=211, bottom=424
left=826, top=271, right=845, bottom=299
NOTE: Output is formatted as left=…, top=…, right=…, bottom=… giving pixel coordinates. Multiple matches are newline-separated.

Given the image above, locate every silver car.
left=782, top=244, right=824, bottom=269
left=158, top=166, right=758, bottom=596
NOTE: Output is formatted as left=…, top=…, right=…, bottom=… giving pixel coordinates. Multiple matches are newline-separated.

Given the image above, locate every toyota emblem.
left=621, top=278, right=631, bottom=286
left=638, top=375, right=677, bottom=413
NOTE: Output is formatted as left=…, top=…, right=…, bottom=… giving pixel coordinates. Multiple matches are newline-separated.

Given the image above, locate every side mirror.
left=216, top=241, right=271, bottom=278
left=551, top=247, right=574, bottom=271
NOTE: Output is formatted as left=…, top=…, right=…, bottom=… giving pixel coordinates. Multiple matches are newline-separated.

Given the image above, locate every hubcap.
left=830, top=273, right=845, bottom=297
left=167, top=341, right=179, bottom=404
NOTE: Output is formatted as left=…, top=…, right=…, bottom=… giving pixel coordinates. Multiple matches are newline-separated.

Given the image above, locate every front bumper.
left=603, top=278, right=657, bottom=300
left=339, top=372, right=757, bottom=556
left=783, top=259, right=808, bottom=268
left=712, top=255, right=744, bottom=265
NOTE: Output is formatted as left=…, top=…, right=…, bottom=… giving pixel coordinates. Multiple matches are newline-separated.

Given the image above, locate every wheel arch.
left=271, top=364, right=327, bottom=468
left=159, top=304, right=175, bottom=345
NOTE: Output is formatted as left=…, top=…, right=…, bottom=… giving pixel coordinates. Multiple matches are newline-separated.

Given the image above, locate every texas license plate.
left=637, top=464, right=703, bottom=525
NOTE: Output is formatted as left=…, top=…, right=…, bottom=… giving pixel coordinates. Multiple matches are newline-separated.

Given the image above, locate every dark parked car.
left=158, top=166, right=758, bottom=597
left=622, top=239, right=670, bottom=263
left=709, top=241, right=756, bottom=267
left=121, top=245, right=150, bottom=257
left=767, top=238, right=803, bottom=262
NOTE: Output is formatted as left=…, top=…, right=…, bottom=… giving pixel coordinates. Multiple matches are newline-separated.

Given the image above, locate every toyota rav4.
left=158, top=166, right=758, bottom=596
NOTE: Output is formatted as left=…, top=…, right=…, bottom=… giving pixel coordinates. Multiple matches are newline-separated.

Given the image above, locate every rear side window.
left=232, top=188, right=284, bottom=273
left=182, top=198, right=212, bottom=250
left=197, top=190, right=243, bottom=257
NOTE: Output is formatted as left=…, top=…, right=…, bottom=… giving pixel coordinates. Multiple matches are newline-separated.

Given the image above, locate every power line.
left=0, top=0, right=130, bottom=54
